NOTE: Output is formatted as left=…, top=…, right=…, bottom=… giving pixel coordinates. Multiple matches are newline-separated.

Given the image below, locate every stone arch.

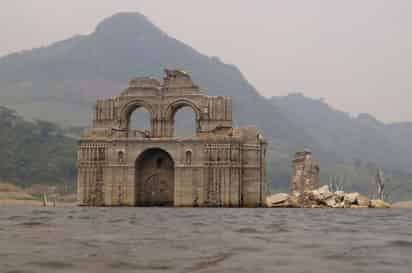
left=135, top=148, right=175, bottom=206
left=164, top=99, right=203, bottom=136
left=118, top=99, right=155, bottom=132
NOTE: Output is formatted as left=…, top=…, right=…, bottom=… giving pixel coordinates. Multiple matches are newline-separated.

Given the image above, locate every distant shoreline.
left=0, top=199, right=77, bottom=207
left=392, top=201, right=412, bottom=208
left=1, top=195, right=411, bottom=208
left=0, top=200, right=411, bottom=208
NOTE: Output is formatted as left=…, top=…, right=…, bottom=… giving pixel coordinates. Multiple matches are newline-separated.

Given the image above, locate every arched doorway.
left=135, top=148, right=175, bottom=206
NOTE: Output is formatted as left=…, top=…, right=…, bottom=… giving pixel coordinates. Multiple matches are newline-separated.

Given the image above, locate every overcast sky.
left=1, top=0, right=411, bottom=122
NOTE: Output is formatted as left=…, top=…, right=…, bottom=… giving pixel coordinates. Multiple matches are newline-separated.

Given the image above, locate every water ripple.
left=1, top=207, right=412, bottom=273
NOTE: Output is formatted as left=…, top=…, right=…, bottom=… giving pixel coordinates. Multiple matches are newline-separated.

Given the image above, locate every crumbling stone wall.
left=291, top=150, right=320, bottom=194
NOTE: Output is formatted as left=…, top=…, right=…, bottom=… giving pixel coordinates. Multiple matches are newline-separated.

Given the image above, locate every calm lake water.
left=0, top=207, right=411, bottom=273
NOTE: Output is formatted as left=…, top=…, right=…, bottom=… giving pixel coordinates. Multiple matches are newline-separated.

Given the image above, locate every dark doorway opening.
left=135, top=148, right=175, bottom=206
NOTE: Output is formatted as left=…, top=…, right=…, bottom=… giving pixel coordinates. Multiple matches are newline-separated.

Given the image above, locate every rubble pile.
left=265, top=185, right=391, bottom=208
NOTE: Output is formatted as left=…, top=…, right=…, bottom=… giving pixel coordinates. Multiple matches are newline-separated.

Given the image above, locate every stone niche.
left=77, top=69, right=268, bottom=207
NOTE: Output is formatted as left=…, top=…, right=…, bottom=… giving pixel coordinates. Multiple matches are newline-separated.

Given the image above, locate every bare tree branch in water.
left=328, top=175, right=346, bottom=192
left=375, top=169, right=386, bottom=200
left=370, top=168, right=406, bottom=202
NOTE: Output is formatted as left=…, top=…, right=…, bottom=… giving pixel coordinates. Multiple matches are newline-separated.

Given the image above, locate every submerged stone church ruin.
left=77, top=69, right=267, bottom=207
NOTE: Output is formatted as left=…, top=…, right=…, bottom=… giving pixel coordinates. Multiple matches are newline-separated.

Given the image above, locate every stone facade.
left=77, top=69, right=267, bottom=207
left=291, top=150, right=319, bottom=194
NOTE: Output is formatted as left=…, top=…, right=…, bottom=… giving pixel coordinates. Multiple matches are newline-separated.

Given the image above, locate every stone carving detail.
left=77, top=144, right=107, bottom=206
left=77, top=69, right=267, bottom=207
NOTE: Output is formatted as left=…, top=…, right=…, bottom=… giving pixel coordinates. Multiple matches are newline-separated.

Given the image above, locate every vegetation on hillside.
left=0, top=182, right=36, bottom=200
left=0, top=107, right=76, bottom=188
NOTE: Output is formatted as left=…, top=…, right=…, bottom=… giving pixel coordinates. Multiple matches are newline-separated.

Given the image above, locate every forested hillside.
left=0, top=106, right=76, bottom=187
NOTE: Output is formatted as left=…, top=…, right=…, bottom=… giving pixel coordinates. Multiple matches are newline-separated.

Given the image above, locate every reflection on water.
left=0, top=207, right=412, bottom=273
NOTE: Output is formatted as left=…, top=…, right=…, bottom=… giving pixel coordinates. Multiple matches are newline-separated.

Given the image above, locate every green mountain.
left=0, top=106, right=76, bottom=187
left=0, top=12, right=411, bottom=199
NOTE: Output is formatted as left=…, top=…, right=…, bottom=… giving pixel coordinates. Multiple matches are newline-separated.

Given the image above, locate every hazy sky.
left=1, top=0, right=411, bottom=122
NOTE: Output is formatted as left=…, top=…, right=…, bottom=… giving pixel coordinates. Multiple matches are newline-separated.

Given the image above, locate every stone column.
left=77, top=166, right=83, bottom=205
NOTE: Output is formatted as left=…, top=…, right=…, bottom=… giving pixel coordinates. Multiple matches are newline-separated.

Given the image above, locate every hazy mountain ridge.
left=269, top=93, right=412, bottom=199
left=0, top=12, right=313, bottom=150
left=270, top=93, right=412, bottom=173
